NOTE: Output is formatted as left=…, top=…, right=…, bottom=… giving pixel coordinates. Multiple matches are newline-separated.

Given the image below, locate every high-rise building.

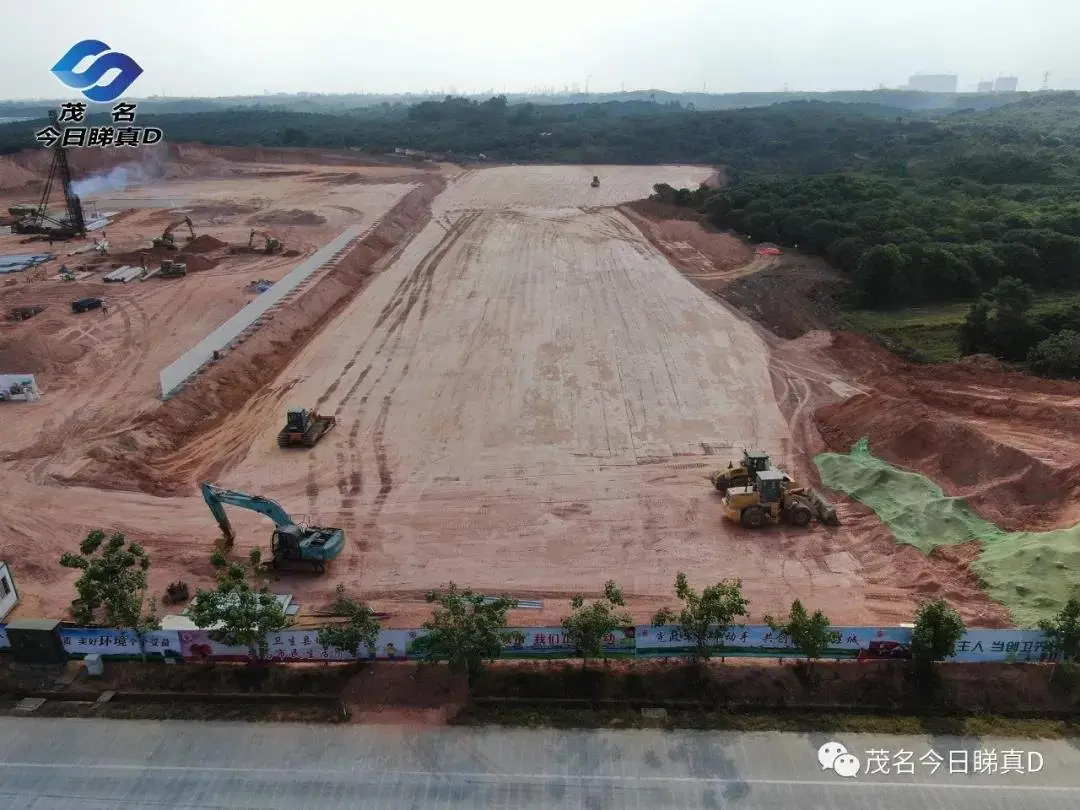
left=994, top=76, right=1019, bottom=92
left=977, top=80, right=994, bottom=93
left=908, top=74, right=958, bottom=93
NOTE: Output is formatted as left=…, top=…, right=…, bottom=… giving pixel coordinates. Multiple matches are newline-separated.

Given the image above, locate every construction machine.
left=157, top=260, right=187, bottom=278
left=152, top=217, right=196, bottom=250
left=709, top=449, right=772, bottom=492
left=721, top=469, right=841, bottom=529
left=277, top=408, right=336, bottom=448
left=248, top=229, right=284, bottom=254
left=200, top=482, right=345, bottom=573
left=591, top=175, right=600, bottom=187
left=12, top=112, right=86, bottom=239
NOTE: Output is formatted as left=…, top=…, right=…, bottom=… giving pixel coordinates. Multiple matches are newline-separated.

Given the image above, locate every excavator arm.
left=199, top=482, right=298, bottom=544
left=161, top=217, right=196, bottom=242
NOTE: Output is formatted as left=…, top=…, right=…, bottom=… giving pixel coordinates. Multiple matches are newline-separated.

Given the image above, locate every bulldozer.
left=277, top=408, right=336, bottom=447
left=591, top=175, right=600, bottom=187
left=157, top=260, right=187, bottom=278
left=722, top=469, right=841, bottom=529
left=248, top=229, right=283, bottom=254
left=709, top=449, right=772, bottom=492
left=152, top=217, right=196, bottom=250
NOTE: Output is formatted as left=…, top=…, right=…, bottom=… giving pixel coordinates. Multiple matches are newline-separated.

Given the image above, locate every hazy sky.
left=1, top=0, right=1077, bottom=100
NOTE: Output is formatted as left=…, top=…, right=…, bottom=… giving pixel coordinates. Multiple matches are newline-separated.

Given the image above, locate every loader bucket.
left=808, top=489, right=841, bottom=526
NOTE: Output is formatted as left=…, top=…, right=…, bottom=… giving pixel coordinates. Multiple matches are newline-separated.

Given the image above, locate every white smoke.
left=71, top=162, right=157, bottom=197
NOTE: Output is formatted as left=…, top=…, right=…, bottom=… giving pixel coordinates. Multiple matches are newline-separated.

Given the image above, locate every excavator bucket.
left=806, top=489, right=841, bottom=526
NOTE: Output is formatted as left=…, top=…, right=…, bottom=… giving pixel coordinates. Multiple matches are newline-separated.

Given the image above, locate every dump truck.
left=200, top=482, right=345, bottom=573
left=710, top=449, right=772, bottom=492
left=277, top=408, right=336, bottom=447
left=721, top=469, right=841, bottom=528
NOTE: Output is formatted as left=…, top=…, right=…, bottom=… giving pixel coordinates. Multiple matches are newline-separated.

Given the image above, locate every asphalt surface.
left=1, top=718, right=1079, bottom=808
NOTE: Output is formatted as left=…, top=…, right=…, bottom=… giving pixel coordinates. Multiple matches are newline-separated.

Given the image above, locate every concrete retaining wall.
left=158, top=224, right=367, bottom=399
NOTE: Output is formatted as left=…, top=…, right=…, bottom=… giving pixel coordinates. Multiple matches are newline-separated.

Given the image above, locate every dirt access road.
left=192, top=165, right=910, bottom=626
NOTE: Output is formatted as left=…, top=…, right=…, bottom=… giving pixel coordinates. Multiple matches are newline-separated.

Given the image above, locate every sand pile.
left=0, top=157, right=39, bottom=190
left=0, top=329, right=86, bottom=373
left=182, top=234, right=228, bottom=254
left=816, top=437, right=1080, bottom=626
left=251, top=209, right=327, bottom=226
left=171, top=254, right=216, bottom=273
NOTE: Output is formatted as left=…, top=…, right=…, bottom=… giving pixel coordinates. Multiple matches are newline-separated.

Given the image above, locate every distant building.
left=977, top=80, right=995, bottom=93
left=908, top=74, right=959, bottom=93
left=994, top=76, right=1019, bottom=92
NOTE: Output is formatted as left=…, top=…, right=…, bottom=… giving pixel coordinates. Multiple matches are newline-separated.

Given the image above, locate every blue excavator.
left=200, top=482, right=345, bottom=573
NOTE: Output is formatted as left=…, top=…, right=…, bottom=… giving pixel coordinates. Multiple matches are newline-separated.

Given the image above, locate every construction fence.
left=0, top=623, right=1057, bottom=665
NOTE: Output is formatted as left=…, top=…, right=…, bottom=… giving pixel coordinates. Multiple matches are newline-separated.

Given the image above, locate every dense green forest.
left=0, top=88, right=1026, bottom=120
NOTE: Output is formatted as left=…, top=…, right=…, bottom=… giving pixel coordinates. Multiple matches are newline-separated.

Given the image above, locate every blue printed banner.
left=635, top=625, right=914, bottom=660
left=950, top=629, right=1055, bottom=662
left=0, top=622, right=1060, bottom=665
left=60, top=628, right=180, bottom=659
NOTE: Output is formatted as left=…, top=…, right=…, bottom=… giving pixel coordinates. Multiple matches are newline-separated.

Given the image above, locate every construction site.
left=1, top=137, right=1078, bottom=632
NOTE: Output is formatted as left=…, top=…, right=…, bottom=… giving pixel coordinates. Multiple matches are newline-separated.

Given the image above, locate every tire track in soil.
left=334, top=210, right=478, bottom=467
left=323, top=211, right=480, bottom=580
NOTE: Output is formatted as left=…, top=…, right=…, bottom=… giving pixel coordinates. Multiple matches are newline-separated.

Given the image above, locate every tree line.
left=57, top=529, right=1080, bottom=686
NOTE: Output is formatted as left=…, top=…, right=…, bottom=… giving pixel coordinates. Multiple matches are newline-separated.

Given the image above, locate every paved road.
left=1, top=718, right=1078, bottom=808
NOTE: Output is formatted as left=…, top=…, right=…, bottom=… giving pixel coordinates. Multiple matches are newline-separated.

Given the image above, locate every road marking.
left=0, top=762, right=1077, bottom=792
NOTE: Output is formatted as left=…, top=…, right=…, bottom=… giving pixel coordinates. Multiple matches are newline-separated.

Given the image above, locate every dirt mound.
left=69, top=176, right=446, bottom=494
left=173, top=254, right=217, bottom=273
left=721, top=261, right=846, bottom=339
left=956, top=353, right=1006, bottom=372
left=182, top=234, right=228, bottom=254
left=815, top=391, right=1080, bottom=531
left=250, top=209, right=327, bottom=226
left=0, top=328, right=87, bottom=373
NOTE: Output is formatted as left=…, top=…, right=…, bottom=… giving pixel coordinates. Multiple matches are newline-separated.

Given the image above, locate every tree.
left=1038, top=597, right=1080, bottom=664
left=652, top=573, right=749, bottom=661
left=910, top=598, right=966, bottom=673
left=959, top=299, right=991, bottom=354
left=59, top=529, right=159, bottom=630
left=561, top=580, right=632, bottom=667
left=1028, top=329, right=1080, bottom=378
left=409, top=583, right=520, bottom=686
left=853, top=244, right=910, bottom=307
left=316, top=584, right=381, bottom=659
left=764, top=599, right=831, bottom=669
left=187, top=549, right=287, bottom=663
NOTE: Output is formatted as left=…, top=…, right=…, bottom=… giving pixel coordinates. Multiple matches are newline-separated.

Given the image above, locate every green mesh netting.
left=814, top=437, right=1080, bottom=627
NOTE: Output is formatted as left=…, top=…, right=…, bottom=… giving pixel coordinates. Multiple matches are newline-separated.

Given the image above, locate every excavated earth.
left=0, top=148, right=1068, bottom=629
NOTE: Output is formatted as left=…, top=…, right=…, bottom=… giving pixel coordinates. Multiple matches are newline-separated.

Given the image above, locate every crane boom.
left=199, top=482, right=298, bottom=544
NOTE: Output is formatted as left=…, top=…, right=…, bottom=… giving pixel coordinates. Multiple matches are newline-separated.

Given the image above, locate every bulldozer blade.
left=807, top=489, right=841, bottom=526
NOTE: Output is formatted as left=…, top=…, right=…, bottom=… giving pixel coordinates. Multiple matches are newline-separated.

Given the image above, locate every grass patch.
left=843, top=290, right=1080, bottom=363
left=455, top=705, right=1080, bottom=738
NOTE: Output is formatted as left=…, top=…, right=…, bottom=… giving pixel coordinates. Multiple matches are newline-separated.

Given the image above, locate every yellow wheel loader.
left=722, top=469, right=841, bottom=528
left=709, top=449, right=772, bottom=492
